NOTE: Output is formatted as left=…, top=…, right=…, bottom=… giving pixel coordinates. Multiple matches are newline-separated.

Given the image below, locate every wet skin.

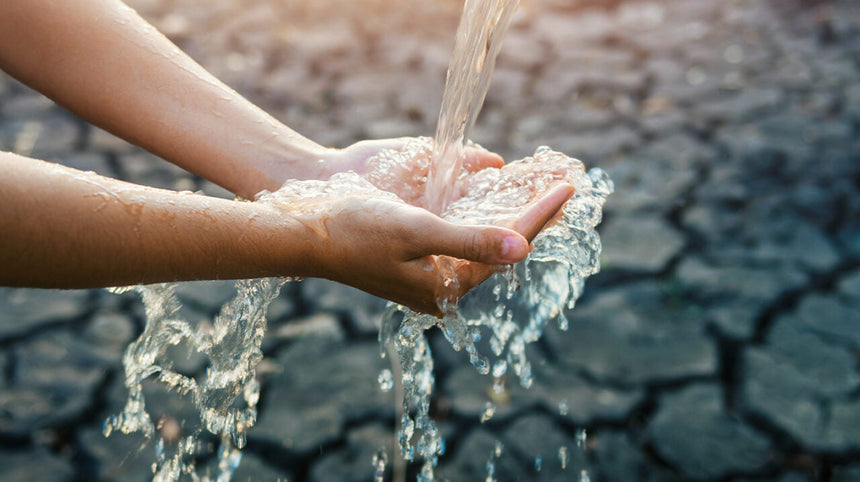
left=0, top=0, right=572, bottom=315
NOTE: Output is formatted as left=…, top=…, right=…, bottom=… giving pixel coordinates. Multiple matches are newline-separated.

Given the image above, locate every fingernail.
left=500, top=235, right=526, bottom=263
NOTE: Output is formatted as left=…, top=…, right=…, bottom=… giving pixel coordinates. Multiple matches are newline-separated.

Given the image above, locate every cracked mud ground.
left=2, top=0, right=859, bottom=480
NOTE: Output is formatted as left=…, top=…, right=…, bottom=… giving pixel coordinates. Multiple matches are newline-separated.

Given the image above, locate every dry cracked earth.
left=1, top=0, right=859, bottom=480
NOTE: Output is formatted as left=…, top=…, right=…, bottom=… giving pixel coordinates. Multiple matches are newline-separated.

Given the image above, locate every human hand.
left=258, top=178, right=573, bottom=316
left=319, top=137, right=504, bottom=207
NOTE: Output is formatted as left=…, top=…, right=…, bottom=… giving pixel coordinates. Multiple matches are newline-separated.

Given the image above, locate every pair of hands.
left=0, top=0, right=569, bottom=316
left=261, top=138, right=574, bottom=316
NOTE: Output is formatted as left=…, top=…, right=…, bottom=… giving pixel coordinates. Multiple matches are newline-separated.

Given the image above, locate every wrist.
left=238, top=199, right=328, bottom=280
left=231, top=136, right=334, bottom=199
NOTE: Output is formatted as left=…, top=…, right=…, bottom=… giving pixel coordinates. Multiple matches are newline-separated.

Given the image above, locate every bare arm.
left=1, top=152, right=566, bottom=314
left=0, top=0, right=330, bottom=199
left=0, top=151, right=316, bottom=287
left=0, top=0, right=575, bottom=314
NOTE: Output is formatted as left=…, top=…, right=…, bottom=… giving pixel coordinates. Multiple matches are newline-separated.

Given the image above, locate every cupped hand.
left=319, top=137, right=503, bottom=207
left=270, top=136, right=576, bottom=315
left=260, top=180, right=573, bottom=316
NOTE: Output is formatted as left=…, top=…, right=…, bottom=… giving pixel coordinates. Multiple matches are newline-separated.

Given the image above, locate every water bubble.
left=378, top=369, right=394, bottom=392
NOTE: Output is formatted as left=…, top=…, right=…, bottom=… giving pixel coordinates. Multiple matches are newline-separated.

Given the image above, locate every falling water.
left=106, top=0, right=610, bottom=480
left=104, top=279, right=282, bottom=481
left=425, top=0, right=520, bottom=215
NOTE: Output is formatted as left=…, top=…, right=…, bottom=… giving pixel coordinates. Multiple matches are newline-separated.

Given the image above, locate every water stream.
left=105, top=0, right=612, bottom=480
left=425, top=0, right=520, bottom=215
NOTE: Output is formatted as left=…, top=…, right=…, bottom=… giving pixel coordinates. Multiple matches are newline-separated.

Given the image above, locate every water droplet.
left=372, top=448, right=388, bottom=482
left=576, top=428, right=587, bottom=449
left=378, top=369, right=394, bottom=392
left=492, top=360, right=507, bottom=378
left=492, top=377, right=506, bottom=394
left=480, top=402, right=496, bottom=423
left=485, top=460, right=496, bottom=481
left=558, top=313, right=570, bottom=331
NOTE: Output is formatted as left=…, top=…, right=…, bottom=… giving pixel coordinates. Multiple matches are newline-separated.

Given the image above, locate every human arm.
left=1, top=152, right=569, bottom=314
left=0, top=0, right=333, bottom=199
left=0, top=0, right=506, bottom=199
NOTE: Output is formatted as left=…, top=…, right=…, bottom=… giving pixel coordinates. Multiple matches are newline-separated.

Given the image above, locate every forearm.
left=0, top=0, right=328, bottom=198
left=0, top=152, right=316, bottom=288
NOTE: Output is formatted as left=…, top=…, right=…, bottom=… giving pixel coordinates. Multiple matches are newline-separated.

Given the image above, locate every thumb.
left=420, top=222, right=530, bottom=265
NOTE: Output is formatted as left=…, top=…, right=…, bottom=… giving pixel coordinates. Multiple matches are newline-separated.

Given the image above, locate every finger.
left=413, top=216, right=530, bottom=265
left=462, top=147, right=504, bottom=172
left=510, top=183, right=575, bottom=242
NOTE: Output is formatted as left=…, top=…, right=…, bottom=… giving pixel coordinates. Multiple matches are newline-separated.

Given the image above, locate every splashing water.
left=106, top=0, right=611, bottom=480
left=485, top=441, right=504, bottom=482
left=480, top=402, right=496, bottom=423
left=373, top=449, right=389, bottom=482
left=376, top=0, right=612, bottom=477
left=105, top=279, right=282, bottom=481
left=369, top=139, right=611, bottom=478
left=378, top=368, right=395, bottom=392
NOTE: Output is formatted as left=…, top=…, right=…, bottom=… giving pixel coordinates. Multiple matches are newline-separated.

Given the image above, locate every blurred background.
left=1, top=0, right=859, bottom=480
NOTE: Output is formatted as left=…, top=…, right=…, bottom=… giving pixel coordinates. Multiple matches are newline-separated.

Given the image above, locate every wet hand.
left=320, top=137, right=503, bottom=206
left=261, top=181, right=572, bottom=316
